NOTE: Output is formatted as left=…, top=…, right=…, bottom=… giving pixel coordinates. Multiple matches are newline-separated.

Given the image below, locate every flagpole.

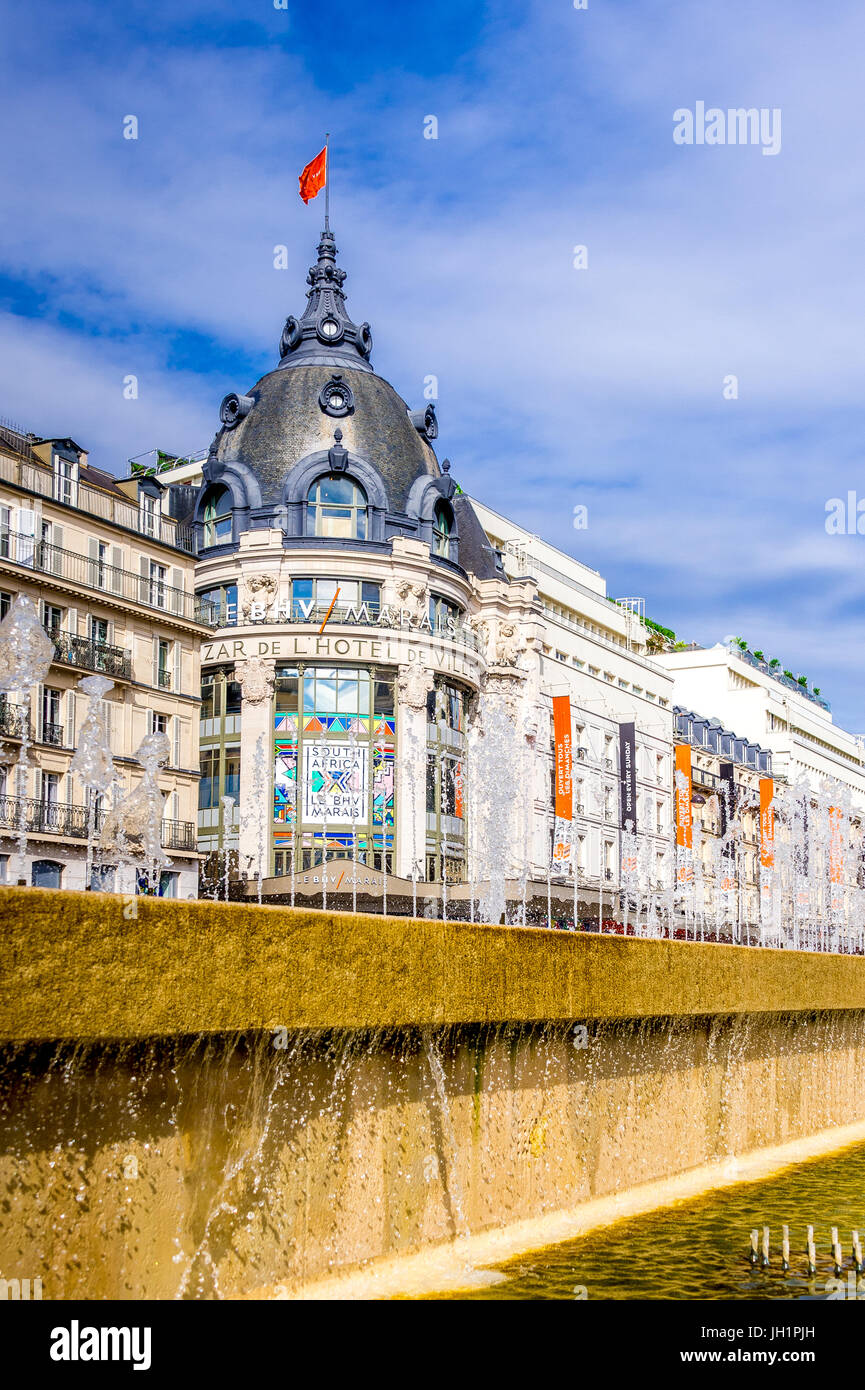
left=324, top=132, right=330, bottom=232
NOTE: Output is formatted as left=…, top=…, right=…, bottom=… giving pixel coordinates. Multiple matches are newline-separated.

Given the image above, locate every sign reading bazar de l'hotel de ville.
left=202, top=607, right=482, bottom=681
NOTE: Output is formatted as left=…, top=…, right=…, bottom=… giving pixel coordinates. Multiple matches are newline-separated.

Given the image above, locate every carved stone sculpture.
left=236, top=656, right=275, bottom=706
left=241, top=573, right=277, bottom=619
left=393, top=579, right=428, bottom=623
left=397, top=662, right=434, bottom=710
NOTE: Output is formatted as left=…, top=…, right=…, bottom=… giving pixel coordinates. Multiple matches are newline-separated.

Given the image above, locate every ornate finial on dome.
left=277, top=230, right=374, bottom=372
left=435, top=457, right=457, bottom=500
left=328, top=426, right=349, bottom=472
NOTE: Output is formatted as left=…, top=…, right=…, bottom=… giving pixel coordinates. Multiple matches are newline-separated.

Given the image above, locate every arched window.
left=32, top=859, right=63, bottom=889
left=306, top=475, right=367, bottom=540
left=433, top=502, right=452, bottom=558
left=202, top=486, right=233, bottom=547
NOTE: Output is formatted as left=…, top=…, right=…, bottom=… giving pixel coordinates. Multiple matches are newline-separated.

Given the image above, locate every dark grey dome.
left=194, top=226, right=481, bottom=566
left=213, top=362, right=439, bottom=512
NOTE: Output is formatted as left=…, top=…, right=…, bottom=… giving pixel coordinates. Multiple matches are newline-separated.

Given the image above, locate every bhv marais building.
left=150, top=225, right=678, bottom=917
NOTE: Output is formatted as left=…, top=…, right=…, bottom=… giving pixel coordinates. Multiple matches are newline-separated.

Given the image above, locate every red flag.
left=298, top=147, right=327, bottom=204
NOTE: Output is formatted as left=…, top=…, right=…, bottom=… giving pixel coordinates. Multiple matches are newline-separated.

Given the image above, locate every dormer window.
left=433, top=502, right=452, bottom=558
left=307, top=475, right=367, bottom=540
left=202, top=486, right=233, bottom=547
left=52, top=451, right=78, bottom=508
left=139, top=490, right=161, bottom=539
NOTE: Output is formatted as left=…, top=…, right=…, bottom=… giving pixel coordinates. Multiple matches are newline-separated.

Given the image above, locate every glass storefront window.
left=274, top=665, right=394, bottom=874
left=425, top=679, right=468, bottom=881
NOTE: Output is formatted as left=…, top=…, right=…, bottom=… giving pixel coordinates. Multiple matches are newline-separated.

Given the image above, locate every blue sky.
left=1, top=0, right=864, bottom=728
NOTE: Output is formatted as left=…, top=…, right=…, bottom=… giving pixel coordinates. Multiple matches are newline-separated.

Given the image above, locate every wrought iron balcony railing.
left=0, top=795, right=196, bottom=850
left=40, top=721, right=64, bottom=747
left=156, top=669, right=172, bottom=688
left=0, top=700, right=29, bottom=738
left=0, top=529, right=201, bottom=623
left=49, top=630, right=133, bottom=680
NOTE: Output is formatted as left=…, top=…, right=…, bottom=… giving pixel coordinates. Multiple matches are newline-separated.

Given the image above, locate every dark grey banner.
left=618, top=721, right=637, bottom=832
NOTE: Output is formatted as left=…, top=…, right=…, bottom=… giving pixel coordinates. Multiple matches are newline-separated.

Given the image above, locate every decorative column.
left=236, top=656, right=275, bottom=885
left=395, top=662, right=434, bottom=881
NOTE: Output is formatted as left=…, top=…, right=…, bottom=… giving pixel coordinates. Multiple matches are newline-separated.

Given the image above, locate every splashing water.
left=70, top=675, right=116, bottom=890
left=0, top=595, right=55, bottom=884
left=220, top=796, right=235, bottom=901
left=99, top=731, right=171, bottom=893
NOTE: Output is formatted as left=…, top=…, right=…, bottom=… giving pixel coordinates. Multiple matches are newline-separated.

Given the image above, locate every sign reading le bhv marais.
left=303, top=742, right=368, bottom=825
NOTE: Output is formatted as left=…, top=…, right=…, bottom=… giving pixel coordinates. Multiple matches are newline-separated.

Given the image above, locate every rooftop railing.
left=0, top=451, right=194, bottom=553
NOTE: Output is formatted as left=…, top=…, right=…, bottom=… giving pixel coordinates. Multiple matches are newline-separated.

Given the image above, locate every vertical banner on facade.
left=718, top=762, right=736, bottom=892
left=759, top=778, right=775, bottom=869
left=719, top=762, right=734, bottom=840
left=674, top=743, right=693, bottom=884
left=618, top=721, right=637, bottom=879
left=552, top=695, right=572, bottom=869
left=454, top=761, right=464, bottom=819
left=618, top=722, right=637, bottom=831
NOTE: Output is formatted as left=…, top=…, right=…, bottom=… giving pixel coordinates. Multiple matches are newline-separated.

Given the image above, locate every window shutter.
left=52, top=524, right=64, bottom=575
left=65, top=766, right=74, bottom=806
left=173, top=718, right=181, bottom=768
left=87, top=537, right=99, bottom=586
left=151, top=635, right=159, bottom=687
left=18, top=508, right=36, bottom=566
left=35, top=684, right=44, bottom=743
left=173, top=640, right=181, bottom=695
left=67, top=607, right=77, bottom=637
left=66, top=691, right=76, bottom=747
left=139, top=555, right=149, bottom=605
left=146, top=709, right=154, bottom=736
left=111, top=546, right=123, bottom=594
left=170, top=567, right=183, bottom=616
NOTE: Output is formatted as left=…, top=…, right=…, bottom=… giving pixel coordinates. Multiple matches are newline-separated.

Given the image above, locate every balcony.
left=0, top=700, right=29, bottom=738
left=0, top=795, right=196, bottom=850
left=50, top=631, right=132, bottom=681
left=40, top=721, right=64, bottom=747
left=0, top=529, right=200, bottom=623
left=161, top=819, right=197, bottom=851
left=0, top=450, right=194, bottom=553
left=156, top=670, right=172, bottom=689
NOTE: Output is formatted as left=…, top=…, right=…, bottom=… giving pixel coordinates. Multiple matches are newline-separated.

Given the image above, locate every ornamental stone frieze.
left=390, top=579, right=428, bottom=624
left=240, top=573, right=278, bottom=619
left=478, top=663, right=529, bottom=722
left=236, top=655, right=275, bottom=705
left=469, top=614, right=529, bottom=668
left=396, top=661, right=434, bottom=710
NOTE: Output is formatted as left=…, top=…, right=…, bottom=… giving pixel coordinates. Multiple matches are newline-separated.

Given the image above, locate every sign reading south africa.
left=303, top=742, right=368, bottom=825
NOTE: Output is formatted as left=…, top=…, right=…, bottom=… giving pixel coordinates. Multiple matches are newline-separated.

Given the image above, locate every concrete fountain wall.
left=2, top=886, right=865, bottom=1299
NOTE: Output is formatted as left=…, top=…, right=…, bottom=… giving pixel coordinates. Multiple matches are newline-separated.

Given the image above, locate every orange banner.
left=674, top=744, right=692, bottom=849
left=829, top=805, right=844, bottom=885
left=552, top=696, right=572, bottom=821
left=454, top=761, right=464, bottom=819
left=759, top=778, right=775, bottom=869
